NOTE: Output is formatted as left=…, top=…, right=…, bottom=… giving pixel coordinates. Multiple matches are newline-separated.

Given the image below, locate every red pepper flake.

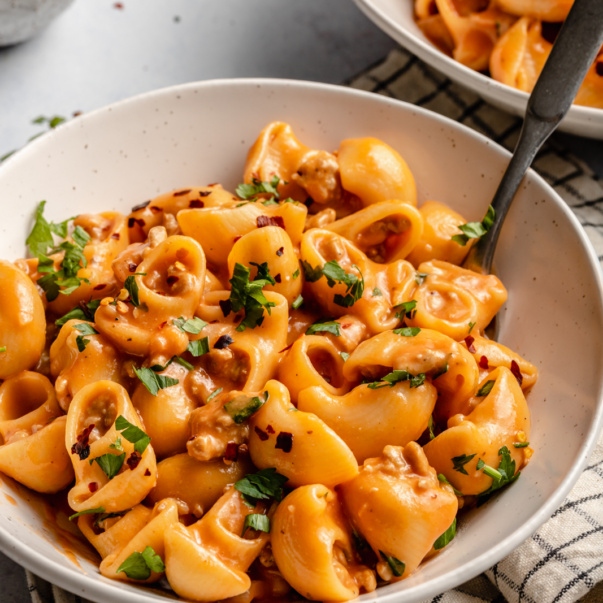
left=189, top=199, right=204, bottom=208
left=126, top=451, right=142, bottom=470
left=276, top=247, right=284, bottom=257
left=166, top=275, right=180, bottom=286
left=510, top=360, right=523, bottom=386
left=219, top=299, right=232, bottom=317
left=266, top=424, right=275, bottom=434
left=113, top=2, right=124, bottom=9
left=224, top=441, right=239, bottom=461
left=464, top=335, right=476, bottom=353
left=257, top=215, right=285, bottom=229
left=274, top=273, right=282, bottom=283
left=479, top=355, right=489, bottom=369
left=128, top=262, right=138, bottom=273
left=199, top=190, right=212, bottom=197
left=111, top=233, right=121, bottom=240
left=214, top=334, right=234, bottom=349
left=93, top=283, right=107, bottom=290
left=254, top=426, right=269, bottom=441
left=130, top=200, right=150, bottom=212
left=149, top=206, right=163, bottom=214
left=144, top=468, right=152, bottom=476
left=233, top=235, right=242, bottom=244
left=71, top=424, right=95, bottom=460
left=88, top=482, right=98, bottom=492
left=275, top=431, right=293, bottom=453
left=173, top=189, right=192, bottom=197
left=128, top=217, right=146, bottom=228
left=341, top=322, right=351, bottom=329
left=278, top=343, right=293, bottom=354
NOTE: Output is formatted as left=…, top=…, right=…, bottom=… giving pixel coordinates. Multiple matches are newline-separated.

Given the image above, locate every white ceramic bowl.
left=0, top=79, right=602, bottom=603
left=353, top=0, right=603, bottom=139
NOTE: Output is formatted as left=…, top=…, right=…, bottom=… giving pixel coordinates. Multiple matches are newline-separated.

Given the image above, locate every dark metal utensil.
left=463, top=0, right=603, bottom=274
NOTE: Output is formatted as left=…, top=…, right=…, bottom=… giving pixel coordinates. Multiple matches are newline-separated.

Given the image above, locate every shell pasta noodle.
left=413, top=0, right=603, bottom=108
left=0, top=121, right=539, bottom=602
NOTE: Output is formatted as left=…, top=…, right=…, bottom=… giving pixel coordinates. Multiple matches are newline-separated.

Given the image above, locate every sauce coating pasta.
left=0, top=122, right=536, bottom=602
left=413, top=0, right=603, bottom=108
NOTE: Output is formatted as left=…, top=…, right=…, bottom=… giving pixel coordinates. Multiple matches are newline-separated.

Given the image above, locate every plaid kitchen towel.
left=26, top=49, right=603, bottom=603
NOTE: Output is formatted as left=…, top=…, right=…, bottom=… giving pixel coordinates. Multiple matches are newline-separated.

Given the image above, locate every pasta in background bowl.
left=353, top=0, right=603, bottom=139
left=0, top=79, right=602, bottom=603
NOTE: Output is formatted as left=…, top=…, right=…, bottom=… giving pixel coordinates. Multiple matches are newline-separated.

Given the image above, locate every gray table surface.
left=0, top=2, right=601, bottom=602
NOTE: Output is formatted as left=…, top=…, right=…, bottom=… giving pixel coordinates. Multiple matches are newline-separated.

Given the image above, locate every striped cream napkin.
left=26, top=49, right=603, bottom=603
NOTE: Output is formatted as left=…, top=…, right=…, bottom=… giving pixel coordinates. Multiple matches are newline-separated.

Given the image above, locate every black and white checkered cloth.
left=27, top=49, right=603, bottom=603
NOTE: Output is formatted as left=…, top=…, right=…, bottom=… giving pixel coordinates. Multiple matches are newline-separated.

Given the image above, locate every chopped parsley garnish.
left=437, top=473, right=462, bottom=497
left=306, top=320, right=341, bottom=337
left=372, top=287, right=383, bottom=296
left=242, top=513, right=270, bottom=535
left=301, top=259, right=364, bottom=306
left=477, top=446, right=519, bottom=498
left=393, top=326, right=421, bottom=337
left=92, top=452, right=125, bottom=479
left=236, top=175, right=280, bottom=201
left=0, top=347, right=5, bottom=353
left=73, top=322, right=98, bottom=352
left=415, top=272, right=428, bottom=285
left=226, top=262, right=276, bottom=331
left=513, top=441, right=530, bottom=448
left=173, top=316, right=207, bottom=334
left=26, top=200, right=73, bottom=257
left=366, top=369, right=426, bottom=389
left=291, top=294, right=304, bottom=310
left=394, top=300, right=417, bottom=320
left=115, top=415, right=150, bottom=454
left=224, top=392, right=268, bottom=424
left=133, top=366, right=179, bottom=396
left=234, top=467, right=288, bottom=507
left=124, top=273, right=146, bottom=307
left=433, top=518, right=457, bottom=550
left=379, top=551, right=405, bottom=577
left=116, top=546, right=165, bottom=580
left=340, top=351, right=350, bottom=362
left=173, top=356, right=194, bottom=371
left=55, top=299, right=101, bottom=327
left=187, top=337, right=210, bottom=357
left=452, top=453, right=476, bottom=475
left=301, top=260, right=324, bottom=282
left=207, top=387, right=223, bottom=402
left=68, top=506, right=105, bottom=521
left=476, top=380, right=495, bottom=397
left=452, top=205, right=495, bottom=246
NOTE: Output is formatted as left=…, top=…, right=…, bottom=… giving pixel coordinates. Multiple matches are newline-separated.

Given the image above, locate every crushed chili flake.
left=265, top=424, right=275, bottom=434
left=145, top=468, right=152, bottom=476
left=71, top=424, right=95, bottom=460
left=173, top=189, right=192, bottom=197
left=130, top=200, right=150, bottom=212
left=479, top=355, right=489, bottom=369
left=149, top=206, right=163, bottom=214
left=233, top=235, right=242, bottom=244
left=510, top=359, right=523, bottom=386
left=189, top=199, right=204, bottom=208
left=111, top=233, right=120, bottom=240
left=214, top=334, right=234, bottom=349
left=126, top=451, right=142, bottom=470
left=88, top=482, right=98, bottom=492
left=93, top=283, right=107, bottom=290
left=257, top=215, right=285, bottom=229
left=276, top=247, right=284, bottom=256
left=254, top=426, right=269, bottom=441
left=113, top=2, right=124, bottom=9
left=224, top=442, right=239, bottom=461
left=128, top=262, right=138, bottom=273
left=199, top=190, right=212, bottom=197
left=274, top=273, right=282, bottom=283
left=128, top=217, right=145, bottom=228
left=464, top=335, right=476, bottom=353
left=275, top=431, right=293, bottom=453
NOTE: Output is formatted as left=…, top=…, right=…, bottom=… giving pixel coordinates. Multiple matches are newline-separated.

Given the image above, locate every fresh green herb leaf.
left=394, top=300, right=417, bottom=320
left=116, top=546, right=165, bottom=580
left=415, top=272, right=428, bottom=285
left=207, top=387, right=223, bottom=402
left=300, top=260, right=324, bottom=283
left=437, top=473, right=463, bottom=497
left=68, top=506, right=105, bottom=521
left=452, top=205, right=495, bottom=246
left=76, top=336, right=90, bottom=352
left=224, top=392, right=268, bottom=424
left=26, top=201, right=54, bottom=257
left=433, top=518, right=457, bottom=550
left=393, top=326, right=421, bottom=337
left=228, top=263, right=276, bottom=331
left=340, top=351, right=350, bottom=362
left=477, top=446, right=519, bottom=498
left=109, top=437, right=123, bottom=452
left=372, top=287, right=383, bottom=297
left=452, top=453, right=476, bottom=475
left=93, top=453, right=125, bottom=479
left=55, top=299, right=101, bottom=327
left=133, top=366, right=179, bottom=396
left=0, top=347, right=6, bottom=353
left=432, top=363, right=449, bottom=380
left=322, top=260, right=364, bottom=307
left=292, top=268, right=300, bottom=279
left=124, top=274, right=143, bottom=307
left=115, top=415, right=151, bottom=454
left=234, top=468, right=289, bottom=506
left=173, top=316, right=207, bottom=334
left=291, top=294, right=304, bottom=310
left=513, top=441, right=530, bottom=448
left=236, top=176, right=280, bottom=200
left=367, top=369, right=426, bottom=389
left=468, top=321, right=476, bottom=333
left=187, top=337, right=210, bottom=357
left=476, top=380, right=495, bottom=397
left=379, top=551, right=405, bottom=577
left=242, top=513, right=270, bottom=535
left=71, top=225, right=91, bottom=248
left=306, top=320, right=341, bottom=337
left=173, top=356, right=194, bottom=371
left=73, top=322, right=98, bottom=337
left=428, top=416, right=435, bottom=440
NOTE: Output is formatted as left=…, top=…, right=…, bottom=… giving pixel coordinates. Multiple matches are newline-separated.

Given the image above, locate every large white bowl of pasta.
left=0, top=78, right=601, bottom=603
left=353, top=0, right=603, bottom=139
